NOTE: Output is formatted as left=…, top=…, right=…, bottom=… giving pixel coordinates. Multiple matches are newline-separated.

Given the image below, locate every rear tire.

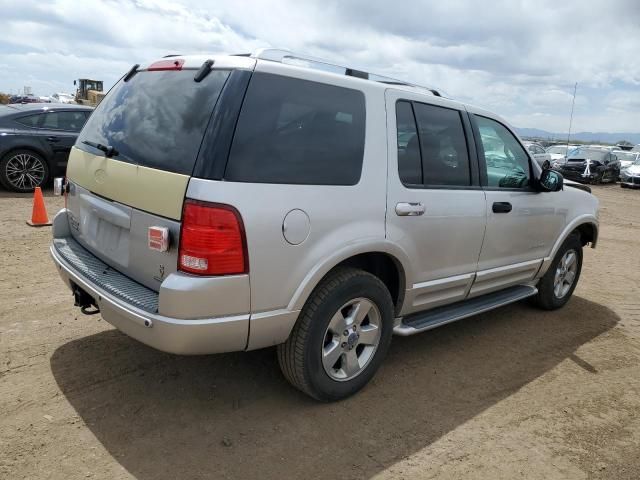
left=277, top=267, right=394, bottom=401
left=532, top=233, right=582, bottom=310
left=0, top=149, right=49, bottom=193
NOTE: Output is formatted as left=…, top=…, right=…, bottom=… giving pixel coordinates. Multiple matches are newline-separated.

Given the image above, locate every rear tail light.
left=178, top=200, right=248, bottom=276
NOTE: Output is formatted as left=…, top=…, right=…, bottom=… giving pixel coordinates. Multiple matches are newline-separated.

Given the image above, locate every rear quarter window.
left=224, top=72, right=366, bottom=185
left=15, top=114, right=42, bottom=128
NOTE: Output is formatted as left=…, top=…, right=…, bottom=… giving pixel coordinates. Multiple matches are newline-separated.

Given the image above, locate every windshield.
left=76, top=69, right=230, bottom=175
left=547, top=146, right=569, bottom=154
left=567, top=148, right=608, bottom=161
left=616, top=152, right=636, bottom=161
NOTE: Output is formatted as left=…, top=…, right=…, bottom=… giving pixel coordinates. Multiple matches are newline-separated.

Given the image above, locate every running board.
left=393, top=285, right=538, bottom=336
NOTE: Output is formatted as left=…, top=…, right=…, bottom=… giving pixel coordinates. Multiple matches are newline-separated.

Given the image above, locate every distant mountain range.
left=516, top=127, right=640, bottom=145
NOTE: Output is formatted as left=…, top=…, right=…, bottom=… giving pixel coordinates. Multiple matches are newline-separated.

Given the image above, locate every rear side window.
left=396, top=100, right=471, bottom=187
left=225, top=72, right=366, bottom=185
left=77, top=69, right=230, bottom=175
left=15, top=114, right=41, bottom=128
left=413, top=102, right=471, bottom=186
left=396, top=101, right=422, bottom=185
left=41, top=111, right=88, bottom=132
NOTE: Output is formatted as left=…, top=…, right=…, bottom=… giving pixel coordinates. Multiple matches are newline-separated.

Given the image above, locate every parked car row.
left=10, top=93, right=77, bottom=105
left=544, top=144, right=640, bottom=187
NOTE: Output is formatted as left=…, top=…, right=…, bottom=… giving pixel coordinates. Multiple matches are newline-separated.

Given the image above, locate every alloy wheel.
left=5, top=153, right=46, bottom=190
left=553, top=249, right=578, bottom=298
left=321, top=297, right=382, bottom=381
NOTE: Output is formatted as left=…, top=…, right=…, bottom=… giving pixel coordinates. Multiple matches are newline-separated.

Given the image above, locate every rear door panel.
left=384, top=90, right=487, bottom=314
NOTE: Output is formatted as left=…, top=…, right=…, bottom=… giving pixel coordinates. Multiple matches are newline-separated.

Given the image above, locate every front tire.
left=278, top=267, right=394, bottom=401
left=532, top=234, right=582, bottom=310
left=0, top=150, right=49, bottom=193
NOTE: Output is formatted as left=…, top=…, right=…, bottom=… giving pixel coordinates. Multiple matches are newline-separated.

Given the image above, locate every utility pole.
left=566, top=82, right=577, bottom=152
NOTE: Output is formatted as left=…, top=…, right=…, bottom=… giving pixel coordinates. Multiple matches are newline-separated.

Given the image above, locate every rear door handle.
left=492, top=202, right=512, bottom=213
left=395, top=202, right=425, bottom=216
left=46, top=136, right=59, bottom=143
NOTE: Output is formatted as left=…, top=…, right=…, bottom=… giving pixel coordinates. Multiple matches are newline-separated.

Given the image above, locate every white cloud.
left=1, top=0, right=639, bottom=133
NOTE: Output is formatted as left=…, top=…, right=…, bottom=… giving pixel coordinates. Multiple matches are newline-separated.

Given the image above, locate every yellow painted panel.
left=66, top=147, right=189, bottom=220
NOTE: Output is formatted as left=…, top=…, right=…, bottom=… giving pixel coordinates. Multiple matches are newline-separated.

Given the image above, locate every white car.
left=613, top=150, right=640, bottom=170
left=620, top=158, right=640, bottom=188
left=523, top=141, right=552, bottom=167
left=51, top=93, right=76, bottom=104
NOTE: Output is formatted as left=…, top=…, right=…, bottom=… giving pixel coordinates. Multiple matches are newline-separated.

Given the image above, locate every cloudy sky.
left=1, top=0, right=639, bottom=133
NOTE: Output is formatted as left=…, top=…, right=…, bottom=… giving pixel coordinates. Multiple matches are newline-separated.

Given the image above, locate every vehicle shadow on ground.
left=50, top=296, right=618, bottom=480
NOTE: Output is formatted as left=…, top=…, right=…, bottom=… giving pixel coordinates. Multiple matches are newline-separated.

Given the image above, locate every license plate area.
left=79, top=193, right=132, bottom=269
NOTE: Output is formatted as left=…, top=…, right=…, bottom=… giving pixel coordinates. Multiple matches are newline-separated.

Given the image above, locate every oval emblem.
left=94, top=169, right=107, bottom=184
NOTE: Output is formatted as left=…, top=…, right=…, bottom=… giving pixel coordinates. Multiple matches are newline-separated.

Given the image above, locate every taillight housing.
left=178, top=200, right=248, bottom=276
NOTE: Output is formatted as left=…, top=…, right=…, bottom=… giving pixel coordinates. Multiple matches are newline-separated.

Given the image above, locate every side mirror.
left=538, top=169, right=563, bottom=192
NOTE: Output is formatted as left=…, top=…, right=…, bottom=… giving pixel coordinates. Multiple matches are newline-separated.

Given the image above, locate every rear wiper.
left=82, top=140, right=119, bottom=158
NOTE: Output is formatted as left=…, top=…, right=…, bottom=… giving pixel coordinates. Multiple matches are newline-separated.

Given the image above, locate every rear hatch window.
left=77, top=69, right=230, bottom=175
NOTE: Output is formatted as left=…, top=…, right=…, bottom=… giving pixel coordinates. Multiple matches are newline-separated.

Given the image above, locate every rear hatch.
left=64, top=56, right=253, bottom=291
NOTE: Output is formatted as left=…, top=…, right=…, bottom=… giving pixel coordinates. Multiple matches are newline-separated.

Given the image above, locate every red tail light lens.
left=178, top=200, right=248, bottom=276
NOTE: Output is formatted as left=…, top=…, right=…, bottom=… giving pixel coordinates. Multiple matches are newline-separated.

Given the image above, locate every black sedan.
left=0, top=103, right=92, bottom=192
left=556, top=147, right=621, bottom=184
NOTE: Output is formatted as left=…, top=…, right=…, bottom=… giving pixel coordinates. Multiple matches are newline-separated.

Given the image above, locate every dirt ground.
left=1, top=184, right=639, bottom=480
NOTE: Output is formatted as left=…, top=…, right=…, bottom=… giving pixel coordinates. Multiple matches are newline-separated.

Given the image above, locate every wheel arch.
left=1, top=144, right=51, bottom=167
left=288, top=244, right=410, bottom=316
left=537, top=216, right=598, bottom=279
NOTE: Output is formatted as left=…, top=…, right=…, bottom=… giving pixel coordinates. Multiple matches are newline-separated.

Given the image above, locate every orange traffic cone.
left=26, top=187, right=52, bottom=227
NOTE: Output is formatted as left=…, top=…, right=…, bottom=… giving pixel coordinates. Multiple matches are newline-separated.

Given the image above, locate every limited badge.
left=148, top=226, right=169, bottom=252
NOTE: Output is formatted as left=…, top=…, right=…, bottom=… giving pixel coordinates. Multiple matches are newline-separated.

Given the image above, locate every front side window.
left=476, top=116, right=531, bottom=189
left=225, top=72, right=366, bottom=185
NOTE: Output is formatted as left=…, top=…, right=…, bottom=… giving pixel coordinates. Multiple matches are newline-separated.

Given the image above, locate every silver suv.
left=50, top=50, right=599, bottom=401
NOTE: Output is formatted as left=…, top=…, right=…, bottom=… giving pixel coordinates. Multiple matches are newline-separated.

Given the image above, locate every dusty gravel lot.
left=1, top=184, right=639, bottom=480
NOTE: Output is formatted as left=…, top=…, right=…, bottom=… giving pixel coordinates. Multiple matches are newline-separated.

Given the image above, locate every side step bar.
left=393, top=285, right=538, bottom=336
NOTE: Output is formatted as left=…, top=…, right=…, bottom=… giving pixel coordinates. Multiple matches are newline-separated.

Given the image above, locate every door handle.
left=46, top=136, right=59, bottom=143
left=395, top=202, right=425, bottom=216
left=492, top=202, right=512, bottom=213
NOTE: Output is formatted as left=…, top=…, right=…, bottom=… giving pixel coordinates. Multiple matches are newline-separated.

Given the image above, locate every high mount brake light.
left=148, top=59, right=185, bottom=71
left=178, top=200, right=248, bottom=276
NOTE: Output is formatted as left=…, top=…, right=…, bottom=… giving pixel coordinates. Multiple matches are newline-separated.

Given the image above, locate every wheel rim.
left=5, top=153, right=45, bottom=190
left=553, top=249, right=578, bottom=299
left=321, top=297, right=382, bottom=382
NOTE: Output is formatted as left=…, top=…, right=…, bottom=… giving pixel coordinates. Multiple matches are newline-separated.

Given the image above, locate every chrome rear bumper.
left=50, top=240, right=250, bottom=355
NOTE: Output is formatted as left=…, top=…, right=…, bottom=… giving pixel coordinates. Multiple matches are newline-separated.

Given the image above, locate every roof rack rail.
left=248, top=48, right=444, bottom=98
